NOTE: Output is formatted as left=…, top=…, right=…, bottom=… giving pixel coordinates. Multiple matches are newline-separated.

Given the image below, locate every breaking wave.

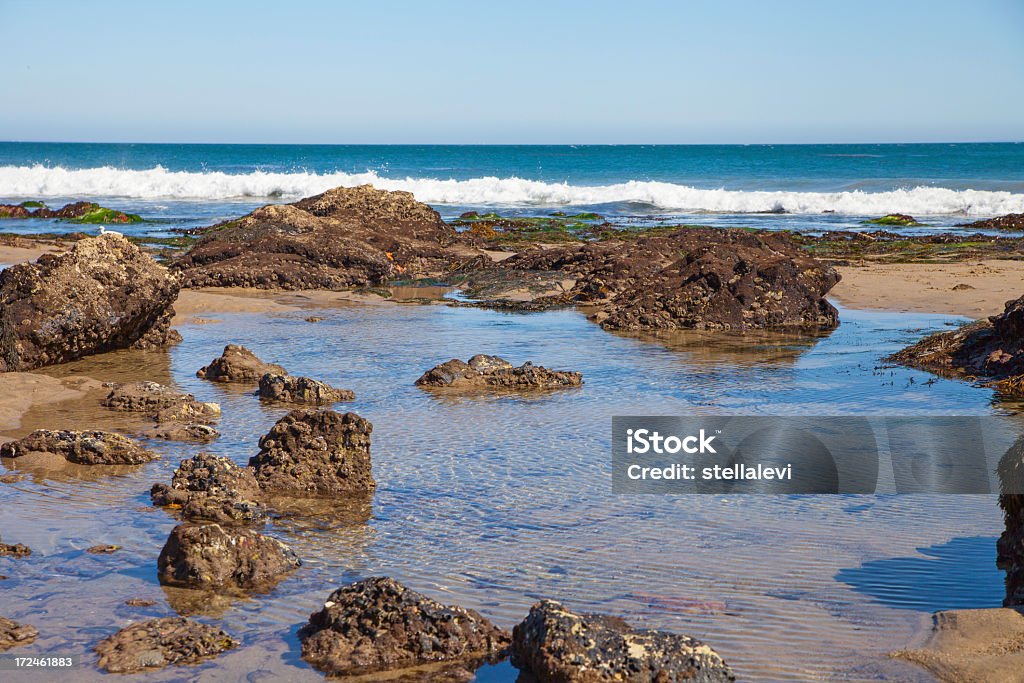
left=2, top=164, right=1023, bottom=216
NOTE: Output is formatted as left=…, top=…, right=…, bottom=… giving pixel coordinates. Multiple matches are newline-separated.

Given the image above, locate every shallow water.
left=0, top=299, right=1015, bottom=681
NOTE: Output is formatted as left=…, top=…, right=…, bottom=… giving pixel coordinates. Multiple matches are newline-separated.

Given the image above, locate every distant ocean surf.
left=1, top=142, right=1022, bottom=216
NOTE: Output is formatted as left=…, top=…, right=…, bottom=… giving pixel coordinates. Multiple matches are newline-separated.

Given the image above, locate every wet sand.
left=892, top=608, right=1024, bottom=682
left=0, top=243, right=59, bottom=266
left=833, top=259, right=1024, bottom=319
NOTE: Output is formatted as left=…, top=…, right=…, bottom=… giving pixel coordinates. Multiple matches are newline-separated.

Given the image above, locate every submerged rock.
left=864, top=213, right=924, bottom=227
left=512, top=600, right=734, bottom=682
left=0, top=234, right=180, bottom=372
left=102, top=381, right=221, bottom=423
left=157, top=523, right=299, bottom=591
left=0, top=617, right=38, bottom=651
left=94, top=617, right=238, bottom=673
left=249, top=410, right=375, bottom=495
left=889, top=294, right=1024, bottom=396
left=416, top=354, right=583, bottom=390
left=298, top=577, right=510, bottom=676
left=86, top=544, right=121, bottom=554
left=176, top=185, right=458, bottom=289
left=0, top=537, right=31, bottom=557
left=257, top=373, right=355, bottom=404
left=150, top=453, right=266, bottom=525
left=0, top=429, right=158, bottom=465
left=197, top=344, right=286, bottom=383
left=957, top=213, right=1024, bottom=231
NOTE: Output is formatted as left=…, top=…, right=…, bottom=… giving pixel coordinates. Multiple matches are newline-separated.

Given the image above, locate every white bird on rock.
left=98, top=225, right=123, bottom=237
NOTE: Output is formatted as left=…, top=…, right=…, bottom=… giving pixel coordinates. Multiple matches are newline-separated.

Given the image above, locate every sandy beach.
left=833, top=259, right=1024, bottom=318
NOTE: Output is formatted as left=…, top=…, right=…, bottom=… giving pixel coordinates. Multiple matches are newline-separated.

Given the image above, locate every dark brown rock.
left=889, top=294, right=1024, bottom=396
left=958, top=214, right=1024, bottom=231
left=157, top=523, right=299, bottom=591
left=197, top=344, right=286, bottom=383
left=249, top=409, right=375, bottom=495
left=512, top=600, right=735, bottom=682
left=298, top=577, right=510, bottom=676
left=149, top=423, right=220, bottom=443
left=0, top=234, right=180, bottom=372
left=175, top=185, right=458, bottom=289
left=94, top=617, right=238, bottom=673
left=416, top=355, right=582, bottom=390
left=0, top=429, right=158, bottom=465
left=471, top=228, right=840, bottom=331
left=150, top=453, right=266, bottom=525
left=257, top=373, right=355, bottom=404
left=0, top=617, right=38, bottom=651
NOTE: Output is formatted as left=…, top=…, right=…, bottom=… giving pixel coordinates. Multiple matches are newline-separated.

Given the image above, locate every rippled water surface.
left=0, top=298, right=1015, bottom=681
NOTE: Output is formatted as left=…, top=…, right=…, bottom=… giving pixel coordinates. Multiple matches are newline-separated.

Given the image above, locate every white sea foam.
left=1, top=164, right=1023, bottom=216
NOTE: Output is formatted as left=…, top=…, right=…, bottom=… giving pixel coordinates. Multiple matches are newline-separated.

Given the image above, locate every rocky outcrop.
left=249, top=410, right=375, bottom=495
left=889, top=294, right=1024, bottom=396
left=472, top=228, right=840, bottom=331
left=0, top=617, right=38, bottom=651
left=298, top=577, right=510, bottom=676
left=0, top=234, right=180, bottom=372
left=257, top=374, right=355, bottom=404
left=157, top=523, right=299, bottom=591
left=0, top=429, right=158, bottom=465
left=416, top=355, right=583, bottom=390
left=197, top=344, right=286, bottom=383
left=958, top=214, right=1024, bottom=231
left=175, top=185, right=458, bottom=289
left=0, top=201, right=142, bottom=224
left=512, top=600, right=734, bottom=682
left=94, top=617, right=238, bottom=673
left=150, top=453, right=266, bottom=525
left=864, top=213, right=924, bottom=227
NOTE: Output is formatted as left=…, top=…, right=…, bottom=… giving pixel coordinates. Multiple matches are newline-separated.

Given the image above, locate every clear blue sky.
left=2, top=0, right=1022, bottom=144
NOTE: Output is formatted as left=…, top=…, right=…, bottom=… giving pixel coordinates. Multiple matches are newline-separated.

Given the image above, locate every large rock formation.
left=175, top=185, right=458, bottom=289
left=958, top=213, right=1024, bottom=231
left=257, top=374, right=355, bottom=404
left=0, top=429, right=158, bottom=465
left=150, top=453, right=266, bottom=525
left=157, top=523, right=299, bottom=591
left=197, top=344, right=286, bottom=383
left=0, top=617, right=38, bottom=651
left=94, top=617, right=238, bottom=673
left=0, top=234, right=180, bottom=371
left=416, top=355, right=583, bottom=390
left=249, top=410, right=375, bottom=495
left=889, top=294, right=1024, bottom=396
left=472, top=228, right=840, bottom=331
left=298, top=577, right=510, bottom=676
left=512, top=600, right=734, bottom=682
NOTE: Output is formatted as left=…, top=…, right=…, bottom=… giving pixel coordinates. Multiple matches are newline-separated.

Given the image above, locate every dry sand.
left=0, top=243, right=59, bottom=266
left=892, top=608, right=1024, bottom=682
left=833, top=259, right=1024, bottom=319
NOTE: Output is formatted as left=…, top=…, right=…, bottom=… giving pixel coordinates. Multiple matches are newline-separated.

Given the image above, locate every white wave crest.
left=1, top=164, right=1023, bottom=216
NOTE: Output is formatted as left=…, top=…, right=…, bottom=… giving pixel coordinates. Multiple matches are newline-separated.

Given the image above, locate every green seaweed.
left=863, top=214, right=925, bottom=227
left=18, top=201, right=46, bottom=209
left=65, top=206, right=144, bottom=225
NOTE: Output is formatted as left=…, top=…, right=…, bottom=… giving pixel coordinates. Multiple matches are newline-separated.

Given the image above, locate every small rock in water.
left=305, top=316, right=325, bottom=323
left=0, top=429, right=158, bottom=465
left=94, top=617, right=238, bottom=673
left=0, top=616, right=38, bottom=651
left=511, top=599, right=735, bottom=682
left=86, top=544, right=121, bottom=554
left=250, top=409, right=375, bottom=495
left=149, top=423, right=220, bottom=443
left=257, top=373, right=355, bottom=405
left=197, top=344, right=286, bottom=383
left=157, top=523, right=300, bottom=591
left=150, top=453, right=266, bottom=525
left=102, top=381, right=221, bottom=423
left=0, top=473, right=26, bottom=484
left=0, top=536, right=31, bottom=557
left=298, top=576, right=510, bottom=676
left=416, top=354, right=582, bottom=390
left=124, top=598, right=156, bottom=607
